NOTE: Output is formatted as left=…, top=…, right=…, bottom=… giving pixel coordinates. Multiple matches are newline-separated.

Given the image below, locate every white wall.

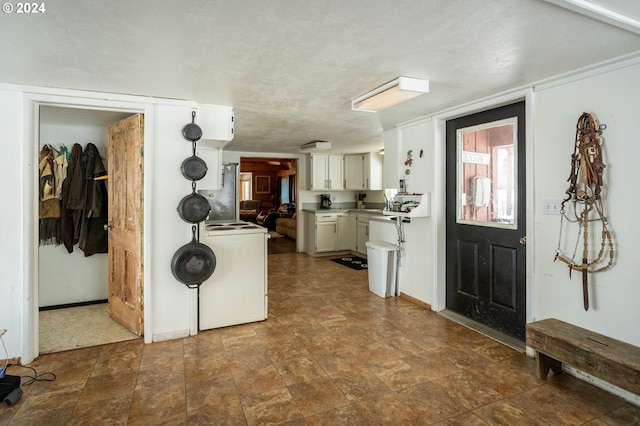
left=386, top=119, right=437, bottom=305
left=149, top=104, right=201, bottom=341
left=532, top=62, right=640, bottom=345
left=0, top=89, right=25, bottom=355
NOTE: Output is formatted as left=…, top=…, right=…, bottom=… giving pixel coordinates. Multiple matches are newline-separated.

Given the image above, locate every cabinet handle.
left=366, top=178, right=369, bottom=188
left=366, top=225, right=369, bottom=237
left=328, top=179, right=332, bottom=189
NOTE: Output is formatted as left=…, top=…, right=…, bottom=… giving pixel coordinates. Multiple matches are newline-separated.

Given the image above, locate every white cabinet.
left=337, top=212, right=356, bottom=251
left=315, top=213, right=338, bottom=252
left=196, top=146, right=221, bottom=190
left=304, top=210, right=381, bottom=256
left=355, top=214, right=370, bottom=254
left=364, top=153, right=383, bottom=190
left=310, top=154, right=344, bottom=190
left=197, top=104, right=234, bottom=143
left=344, top=153, right=383, bottom=190
left=344, top=155, right=364, bottom=190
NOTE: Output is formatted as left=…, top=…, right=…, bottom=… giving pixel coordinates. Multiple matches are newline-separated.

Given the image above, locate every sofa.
left=239, top=200, right=261, bottom=222
left=276, top=213, right=296, bottom=240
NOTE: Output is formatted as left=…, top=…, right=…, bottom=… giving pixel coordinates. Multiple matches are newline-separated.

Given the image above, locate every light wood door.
left=108, top=113, right=144, bottom=335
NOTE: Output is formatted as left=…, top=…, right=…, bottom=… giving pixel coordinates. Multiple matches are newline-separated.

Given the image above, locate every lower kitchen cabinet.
left=355, top=215, right=370, bottom=254
left=337, top=213, right=356, bottom=251
left=304, top=210, right=381, bottom=256
left=304, top=212, right=338, bottom=253
left=315, top=220, right=337, bottom=252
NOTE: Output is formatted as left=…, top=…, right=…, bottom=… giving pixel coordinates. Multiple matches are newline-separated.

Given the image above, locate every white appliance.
left=198, top=221, right=269, bottom=330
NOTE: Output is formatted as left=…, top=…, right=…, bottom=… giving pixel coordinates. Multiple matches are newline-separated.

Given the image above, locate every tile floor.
left=2, top=251, right=639, bottom=425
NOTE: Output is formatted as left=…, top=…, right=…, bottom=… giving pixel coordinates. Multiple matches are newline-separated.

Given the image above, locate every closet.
left=37, top=105, right=137, bottom=352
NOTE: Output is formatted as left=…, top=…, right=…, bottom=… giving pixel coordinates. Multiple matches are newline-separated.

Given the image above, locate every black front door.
left=445, top=102, right=526, bottom=340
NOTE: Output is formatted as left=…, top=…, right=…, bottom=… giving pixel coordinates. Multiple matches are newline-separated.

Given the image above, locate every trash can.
left=365, top=241, right=398, bottom=298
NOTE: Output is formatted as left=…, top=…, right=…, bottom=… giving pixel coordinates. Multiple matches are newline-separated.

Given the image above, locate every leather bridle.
left=554, top=112, right=614, bottom=311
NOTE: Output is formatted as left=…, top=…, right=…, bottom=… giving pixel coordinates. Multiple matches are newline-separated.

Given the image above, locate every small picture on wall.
left=256, top=175, right=270, bottom=193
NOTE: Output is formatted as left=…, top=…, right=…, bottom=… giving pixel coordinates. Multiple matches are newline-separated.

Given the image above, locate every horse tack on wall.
left=554, top=112, right=615, bottom=311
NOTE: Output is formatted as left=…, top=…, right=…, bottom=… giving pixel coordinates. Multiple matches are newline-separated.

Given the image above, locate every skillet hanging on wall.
left=181, top=142, right=208, bottom=181
left=171, top=225, right=216, bottom=288
left=177, top=182, right=211, bottom=224
left=182, top=111, right=202, bottom=142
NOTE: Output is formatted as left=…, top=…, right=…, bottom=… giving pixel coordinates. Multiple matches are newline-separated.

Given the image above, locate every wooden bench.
left=526, top=318, right=640, bottom=396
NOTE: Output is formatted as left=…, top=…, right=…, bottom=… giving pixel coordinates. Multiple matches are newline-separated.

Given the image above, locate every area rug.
left=331, top=256, right=368, bottom=270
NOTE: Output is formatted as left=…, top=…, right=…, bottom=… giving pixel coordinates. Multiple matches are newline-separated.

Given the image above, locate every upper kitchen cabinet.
left=309, top=154, right=344, bottom=191
left=194, top=104, right=234, bottom=148
left=344, top=153, right=383, bottom=190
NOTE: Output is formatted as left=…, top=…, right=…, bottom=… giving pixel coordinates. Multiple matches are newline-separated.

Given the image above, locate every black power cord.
left=5, top=364, right=57, bottom=386
left=1, top=333, right=56, bottom=407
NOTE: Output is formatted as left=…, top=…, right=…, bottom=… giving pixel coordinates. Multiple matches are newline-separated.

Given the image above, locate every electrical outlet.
left=543, top=199, right=562, bottom=215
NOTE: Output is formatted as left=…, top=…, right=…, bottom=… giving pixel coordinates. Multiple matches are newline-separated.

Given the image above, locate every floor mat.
left=331, top=256, right=368, bottom=270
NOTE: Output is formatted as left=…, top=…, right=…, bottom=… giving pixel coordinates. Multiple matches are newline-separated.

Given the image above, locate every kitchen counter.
left=302, top=208, right=384, bottom=214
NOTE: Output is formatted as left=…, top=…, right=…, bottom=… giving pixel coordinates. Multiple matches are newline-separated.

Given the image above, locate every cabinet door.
left=344, top=154, right=364, bottom=190
left=198, top=105, right=234, bottom=142
left=364, top=152, right=383, bottom=190
left=310, top=154, right=328, bottom=190
left=328, top=155, right=344, bottom=190
left=337, top=213, right=356, bottom=251
left=316, top=221, right=337, bottom=252
left=356, top=219, right=369, bottom=254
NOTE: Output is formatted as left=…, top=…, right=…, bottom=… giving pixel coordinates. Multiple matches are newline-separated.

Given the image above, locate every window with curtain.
left=281, top=176, right=290, bottom=204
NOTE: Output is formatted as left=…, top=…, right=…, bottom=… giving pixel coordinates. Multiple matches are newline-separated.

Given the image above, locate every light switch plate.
left=543, top=199, right=562, bottom=215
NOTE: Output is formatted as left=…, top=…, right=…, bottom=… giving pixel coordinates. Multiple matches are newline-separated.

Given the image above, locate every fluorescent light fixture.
left=299, top=141, right=332, bottom=152
left=352, top=76, right=429, bottom=112
left=544, top=0, right=640, bottom=35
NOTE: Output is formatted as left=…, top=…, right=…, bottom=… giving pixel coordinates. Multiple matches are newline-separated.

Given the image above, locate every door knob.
left=519, top=236, right=527, bottom=245
left=104, top=221, right=113, bottom=231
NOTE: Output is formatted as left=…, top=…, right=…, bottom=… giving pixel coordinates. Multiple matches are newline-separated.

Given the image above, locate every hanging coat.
left=60, top=143, right=85, bottom=253
left=78, top=143, right=108, bottom=256
left=38, top=145, right=62, bottom=245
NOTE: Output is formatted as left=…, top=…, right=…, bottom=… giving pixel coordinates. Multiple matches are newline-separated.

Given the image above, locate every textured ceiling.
left=2, top=0, right=640, bottom=154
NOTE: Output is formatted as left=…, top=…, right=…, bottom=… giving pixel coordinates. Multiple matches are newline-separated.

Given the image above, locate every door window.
left=457, top=117, right=517, bottom=229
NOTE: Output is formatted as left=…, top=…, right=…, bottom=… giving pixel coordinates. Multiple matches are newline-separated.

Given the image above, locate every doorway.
left=37, top=106, right=143, bottom=353
left=445, top=101, right=527, bottom=341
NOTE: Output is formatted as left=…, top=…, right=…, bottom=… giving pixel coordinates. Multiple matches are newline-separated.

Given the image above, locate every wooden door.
left=107, top=113, right=144, bottom=335
left=445, top=102, right=526, bottom=340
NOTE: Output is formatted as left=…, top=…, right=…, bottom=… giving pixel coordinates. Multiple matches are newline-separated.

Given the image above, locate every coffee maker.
left=320, top=194, right=332, bottom=209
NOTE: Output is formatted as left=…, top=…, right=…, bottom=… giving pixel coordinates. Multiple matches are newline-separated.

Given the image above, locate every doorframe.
left=432, top=88, right=536, bottom=332
left=22, top=90, right=154, bottom=363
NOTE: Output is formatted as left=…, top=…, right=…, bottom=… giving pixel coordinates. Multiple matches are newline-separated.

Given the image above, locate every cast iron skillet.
left=171, top=226, right=216, bottom=288
left=177, top=184, right=211, bottom=223
left=181, top=154, right=208, bottom=181
left=183, top=111, right=202, bottom=142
